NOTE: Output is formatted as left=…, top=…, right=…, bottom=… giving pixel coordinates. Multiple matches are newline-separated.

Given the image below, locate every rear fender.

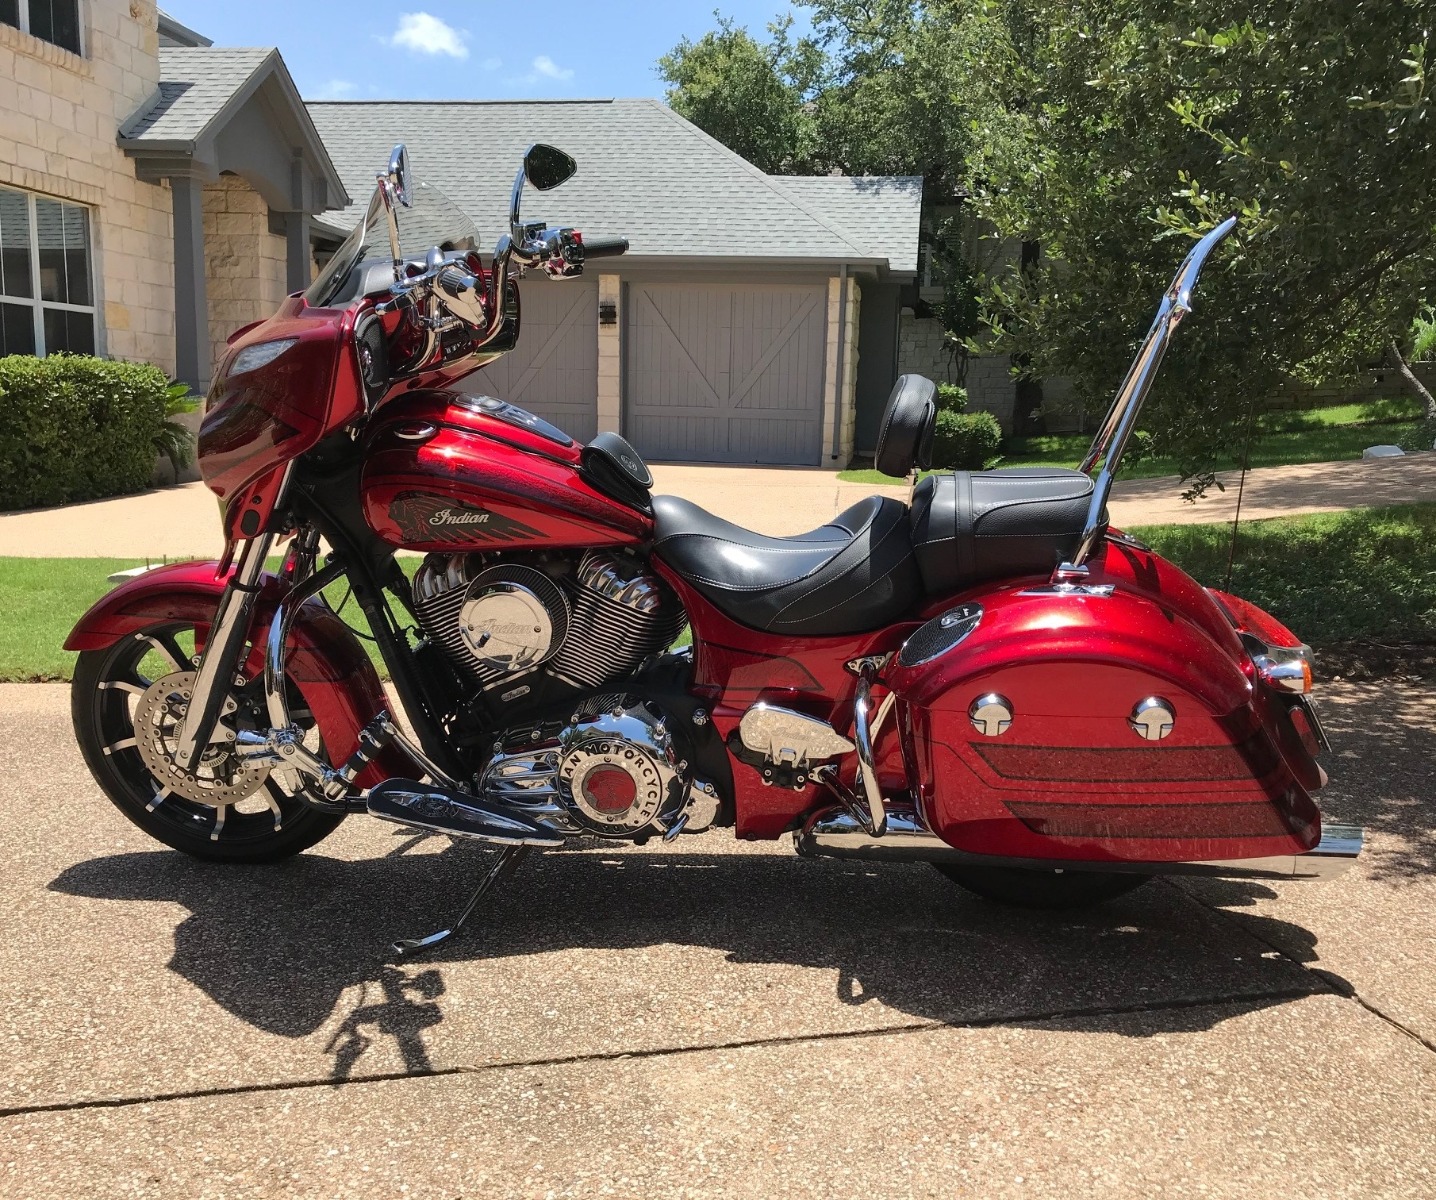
left=65, top=561, right=396, bottom=784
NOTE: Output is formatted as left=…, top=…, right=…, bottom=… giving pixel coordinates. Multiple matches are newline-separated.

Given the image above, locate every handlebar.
left=581, top=236, right=628, bottom=259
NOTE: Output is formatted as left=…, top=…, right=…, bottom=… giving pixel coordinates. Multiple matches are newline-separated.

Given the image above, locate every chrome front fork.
left=172, top=533, right=274, bottom=771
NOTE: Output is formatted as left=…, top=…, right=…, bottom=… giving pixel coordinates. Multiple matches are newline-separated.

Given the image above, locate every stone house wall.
left=0, top=0, right=175, bottom=373
left=897, top=312, right=1017, bottom=428
left=202, top=173, right=287, bottom=370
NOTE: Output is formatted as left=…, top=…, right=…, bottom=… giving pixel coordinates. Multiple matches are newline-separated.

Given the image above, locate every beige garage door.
left=474, top=276, right=599, bottom=443
left=624, top=282, right=826, bottom=465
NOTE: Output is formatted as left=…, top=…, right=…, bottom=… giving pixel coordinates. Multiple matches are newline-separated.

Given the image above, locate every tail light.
left=1240, top=633, right=1314, bottom=694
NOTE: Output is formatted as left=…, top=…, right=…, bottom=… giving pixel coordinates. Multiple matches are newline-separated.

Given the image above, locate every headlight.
left=231, top=338, right=298, bottom=375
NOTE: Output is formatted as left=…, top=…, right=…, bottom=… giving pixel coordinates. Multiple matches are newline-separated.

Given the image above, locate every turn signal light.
left=1253, top=645, right=1314, bottom=695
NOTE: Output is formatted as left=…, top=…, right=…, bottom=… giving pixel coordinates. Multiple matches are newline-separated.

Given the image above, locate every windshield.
left=306, top=176, right=480, bottom=308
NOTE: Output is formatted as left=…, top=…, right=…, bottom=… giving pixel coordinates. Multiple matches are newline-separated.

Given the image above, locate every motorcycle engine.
left=478, top=695, right=720, bottom=838
left=412, top=548, right=687, bottom=708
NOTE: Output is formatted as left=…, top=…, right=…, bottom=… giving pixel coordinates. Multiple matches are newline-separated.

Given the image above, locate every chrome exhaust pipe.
left=794, top=807, right=1363, bottom=882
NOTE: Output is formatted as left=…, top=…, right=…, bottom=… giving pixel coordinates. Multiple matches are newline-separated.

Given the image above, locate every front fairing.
left=198, top=297, right=366, bottom=538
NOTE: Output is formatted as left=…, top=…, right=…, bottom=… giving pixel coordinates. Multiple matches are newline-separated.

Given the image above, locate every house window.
left=0, top=0, right=82, bottom=55
left=0, top=185, right=96, bottom=357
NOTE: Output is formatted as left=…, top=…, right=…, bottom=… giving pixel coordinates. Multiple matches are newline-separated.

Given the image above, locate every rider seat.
left=651, top=493, right=921, bottom=636
left=649, top=375, right=1096, bottom=635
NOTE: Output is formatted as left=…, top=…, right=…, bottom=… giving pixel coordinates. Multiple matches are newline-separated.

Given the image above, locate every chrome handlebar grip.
left=1063, top=215, right=1238, bottom=573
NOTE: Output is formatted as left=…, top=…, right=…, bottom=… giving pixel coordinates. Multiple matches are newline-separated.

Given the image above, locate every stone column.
left=596, top=274, right=622, bottom=434
left=170, top=173, right=210, bottom=392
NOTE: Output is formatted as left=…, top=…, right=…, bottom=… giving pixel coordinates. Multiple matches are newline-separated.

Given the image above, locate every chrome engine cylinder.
left=547, top=552, right=687, bottom=689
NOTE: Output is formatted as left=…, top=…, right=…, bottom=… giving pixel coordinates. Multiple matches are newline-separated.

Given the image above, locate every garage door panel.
left=626, top=281, right=825, bottom=466
left=475, top=277, right=598, bottom=443
left=727, top=417, right=816, bottom=464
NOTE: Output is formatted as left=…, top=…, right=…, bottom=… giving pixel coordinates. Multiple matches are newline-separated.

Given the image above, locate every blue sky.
left=160, top=2, right=808, bottom=102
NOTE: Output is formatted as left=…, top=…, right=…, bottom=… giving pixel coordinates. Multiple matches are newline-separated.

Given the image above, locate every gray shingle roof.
left=121, top=47, right=274, bottom=144
left=305, top=98, right=915, bottom=268
left=772, top=176, right=923, bottom=275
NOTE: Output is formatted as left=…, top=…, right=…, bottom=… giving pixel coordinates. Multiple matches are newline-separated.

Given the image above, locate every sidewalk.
left=1, top=453, right=1433, bottom=558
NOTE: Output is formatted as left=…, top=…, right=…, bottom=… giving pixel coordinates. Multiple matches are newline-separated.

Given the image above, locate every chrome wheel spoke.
left=146, top=785, right=172, bottom=812
left=102, top=736, right=137, bottom=757
left=136, top=632, right=189, bottom=672
left=210, top=804, right=228, bottom=841
left=98, top=679, right=146, bottom=697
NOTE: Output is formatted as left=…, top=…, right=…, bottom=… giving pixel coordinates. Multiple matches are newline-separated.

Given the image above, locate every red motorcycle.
left=66, top=143, right=1361, bottom=954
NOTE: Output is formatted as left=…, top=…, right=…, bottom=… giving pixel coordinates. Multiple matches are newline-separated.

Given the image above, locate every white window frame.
left=0, top=185, right=98, bottom=357
left=1, top=0, right=85, bottom=56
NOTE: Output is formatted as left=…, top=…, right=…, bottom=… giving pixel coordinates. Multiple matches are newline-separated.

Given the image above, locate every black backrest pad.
left=874, top=375, right=937, bottom=477
left=909, top=468, right=1096, bottom=593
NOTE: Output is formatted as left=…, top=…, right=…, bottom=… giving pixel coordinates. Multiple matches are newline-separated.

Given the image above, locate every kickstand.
left=392, top=845, right=530, bottom=958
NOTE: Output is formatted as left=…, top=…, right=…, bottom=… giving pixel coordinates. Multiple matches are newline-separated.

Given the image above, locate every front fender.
left=66, top=561, right=392, bottom=782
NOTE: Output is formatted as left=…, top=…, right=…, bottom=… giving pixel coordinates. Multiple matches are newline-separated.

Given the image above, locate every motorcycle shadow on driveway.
left=48, top=836, right=1337, bottom=1081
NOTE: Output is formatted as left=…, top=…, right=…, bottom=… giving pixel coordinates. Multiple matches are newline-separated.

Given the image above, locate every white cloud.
left=530, top=55, right=573, bottom=81
left=311, top=79, right=357, bottom=100
left=481, top=56, right=502, bottom=71
left=387, top=12, right=468, bottom=59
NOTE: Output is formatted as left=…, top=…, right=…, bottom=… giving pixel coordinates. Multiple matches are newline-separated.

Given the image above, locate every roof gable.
left=120, top=47, right=348, bottom=213
left=305, top=98, right=911, bottom=267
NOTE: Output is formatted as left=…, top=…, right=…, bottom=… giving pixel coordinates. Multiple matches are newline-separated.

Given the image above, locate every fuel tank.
left=360, top=390, right=652, bottom=552
left=888, top=540, right=1322, bottom=866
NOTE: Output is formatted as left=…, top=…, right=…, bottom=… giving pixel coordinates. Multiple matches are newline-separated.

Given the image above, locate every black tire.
left=71, top=621, right=344, bottom=864
left=934, top=863, right=1152, bottom=910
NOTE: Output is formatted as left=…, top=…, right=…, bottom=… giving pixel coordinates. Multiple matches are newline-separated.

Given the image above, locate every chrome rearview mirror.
left=387, top=144, right=413, bottom=207
left=523, top=144, right=576, bottom=191
left=376, top=143, right=413, bottom=277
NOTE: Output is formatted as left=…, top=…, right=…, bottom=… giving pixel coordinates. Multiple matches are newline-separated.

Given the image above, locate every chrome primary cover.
left=557, top=703, right=681, bottom=834
left=476, top=698, right=709, bottom=838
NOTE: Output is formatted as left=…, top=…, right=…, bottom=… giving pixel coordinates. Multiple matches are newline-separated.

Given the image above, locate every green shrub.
left=0, top=354, right=171, bottom=511
left=155, top=379, right=200, bottom=473
left=930, top=409, right=1002, bottom=470
left=935, top=382, right=968, bottom=413
left=1412, top=305, right=1436, bottom=363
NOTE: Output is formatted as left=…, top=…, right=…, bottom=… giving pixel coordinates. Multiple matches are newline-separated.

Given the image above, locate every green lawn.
left=838, top=395, right=1427, bottom=485
left=1128, top=503, right=1436, bottom=646
left=3, top=502, right=1433, bottom=682
left=0, top=556, right=399, bottom=683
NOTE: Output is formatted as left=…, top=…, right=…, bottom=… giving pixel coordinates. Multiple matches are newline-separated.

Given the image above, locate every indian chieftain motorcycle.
left=66, top=143, right=1362, bottom=954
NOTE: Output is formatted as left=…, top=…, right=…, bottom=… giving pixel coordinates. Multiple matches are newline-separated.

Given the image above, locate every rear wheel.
left=934, top=863, right=1151, bottom=909
left=72, top=621, right=344, bottom=863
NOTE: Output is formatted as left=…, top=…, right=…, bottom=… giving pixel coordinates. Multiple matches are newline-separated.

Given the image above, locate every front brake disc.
left=131, top=671, right=271, bottom=805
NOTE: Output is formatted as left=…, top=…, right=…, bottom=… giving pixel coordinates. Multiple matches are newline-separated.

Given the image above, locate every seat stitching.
left=779, top=547, right=918, bottom=625
left=770, top=510, right=909, bottom=621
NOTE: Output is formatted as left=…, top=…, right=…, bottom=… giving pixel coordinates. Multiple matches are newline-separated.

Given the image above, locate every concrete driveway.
left=2, top=678, right=1434, bottom=1197
left=3, top=453, right=1435, bottom=558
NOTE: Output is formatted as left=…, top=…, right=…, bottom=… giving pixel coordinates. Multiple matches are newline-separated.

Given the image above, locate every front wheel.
left=72, top=620, right=344, bottom=863
left=934, top=863, right=1151, bottom=909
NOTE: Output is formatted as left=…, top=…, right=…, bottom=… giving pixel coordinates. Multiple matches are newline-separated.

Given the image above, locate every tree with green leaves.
left=962, top=1, right=1436, bottom=486
left=657, top=16, right=822, bottom=174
